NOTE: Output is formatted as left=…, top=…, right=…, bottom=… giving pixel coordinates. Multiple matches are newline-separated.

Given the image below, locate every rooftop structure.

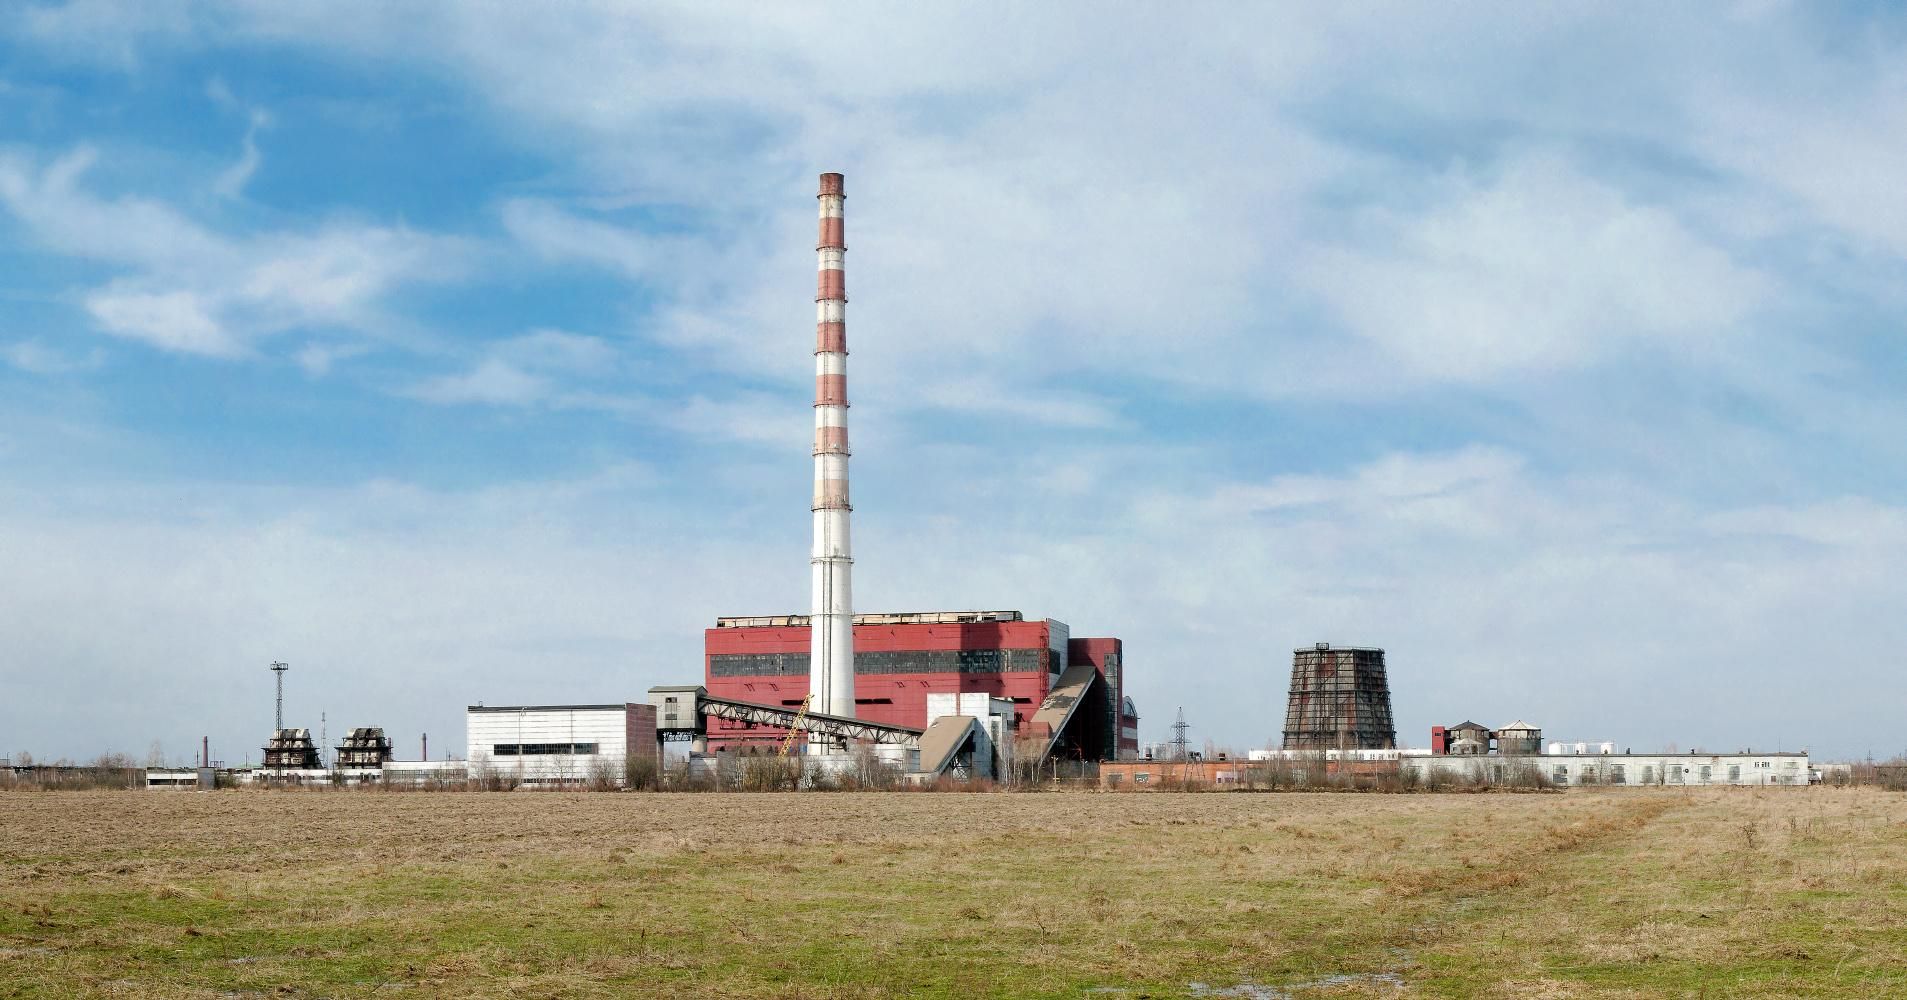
left=261, top=728, right=322, bottom=770
left=334, top=727, right=394, bottom=769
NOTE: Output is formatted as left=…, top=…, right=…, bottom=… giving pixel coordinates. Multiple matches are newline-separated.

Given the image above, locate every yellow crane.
left=778, top=694, right=813, bottom=758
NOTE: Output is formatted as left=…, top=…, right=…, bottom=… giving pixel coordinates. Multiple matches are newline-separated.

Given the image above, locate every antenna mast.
left=270, top=661, right=289, bottom=731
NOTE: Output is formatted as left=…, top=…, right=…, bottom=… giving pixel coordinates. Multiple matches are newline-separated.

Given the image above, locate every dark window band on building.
left=492, top=743, right=598, bottom=756
left=711, top=652, right=811, bottom=677
left=709, top=648, right=1047, bottom=678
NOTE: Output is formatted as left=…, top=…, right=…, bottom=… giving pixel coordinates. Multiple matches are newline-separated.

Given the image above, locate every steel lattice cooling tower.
left=1280, top=644, right=1397, bottom=750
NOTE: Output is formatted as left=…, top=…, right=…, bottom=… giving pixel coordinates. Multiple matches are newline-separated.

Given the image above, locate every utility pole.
left=1169, top=706, right=1191, bottom=762
left=270, top=661, right=289, bottom=732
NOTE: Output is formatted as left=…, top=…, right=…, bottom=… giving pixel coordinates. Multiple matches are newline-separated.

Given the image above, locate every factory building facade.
left=465, top=703, right=658, bottom=786
left=704, top=610, right=1138, bottom=758
left=1406, top=750, right=1813, bottom=786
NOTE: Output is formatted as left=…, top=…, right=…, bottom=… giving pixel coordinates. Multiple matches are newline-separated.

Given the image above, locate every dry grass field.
left=2, top=788, right=1904, bottom=998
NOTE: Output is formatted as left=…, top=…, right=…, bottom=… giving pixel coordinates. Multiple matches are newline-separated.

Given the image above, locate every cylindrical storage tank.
left=1599, top=741, right=1615, bottom=755
left=1574, top=742, right=1588, bottom=755
left=1547, top=741, right=1563, bottom=756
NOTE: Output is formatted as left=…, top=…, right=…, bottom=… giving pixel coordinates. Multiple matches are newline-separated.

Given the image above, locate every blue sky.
left=2, top=3, right=1905, bottom=764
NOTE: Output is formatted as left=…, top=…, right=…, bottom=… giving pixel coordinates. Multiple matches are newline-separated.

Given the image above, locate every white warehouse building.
left=1403, top=750, right=1813, bottom=787
left=466, top=703, right=657, bottom=787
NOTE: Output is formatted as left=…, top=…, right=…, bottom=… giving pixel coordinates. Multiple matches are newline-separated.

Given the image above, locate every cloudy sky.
left=3, top=3, right=1904, bottom=765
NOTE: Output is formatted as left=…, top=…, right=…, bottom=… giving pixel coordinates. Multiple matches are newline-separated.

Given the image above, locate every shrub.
left=623, top=754, right=660, bottom=791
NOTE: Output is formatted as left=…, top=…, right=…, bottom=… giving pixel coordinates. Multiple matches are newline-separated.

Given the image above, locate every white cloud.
left=497, top=328, right=620, bottom=374
left=1299, top=154, right=1769, bottom=383
left=293, top=341, right=369, bottom=377
left=7, top=0, right=197, bottom=70
left=1, top=338, right=104, bottom=374
left=403, top=330, right=629, bottom=409
left=911, top=378, right=1120, bottom=430
left=1691, top=52, right=1907, bottom=260
left=1207, top=447, right=1523, bottom=518
left=501, top=199, right=663, bottom=279
left=0, top=146, right=467, bottom=357
left=84, top=285, right=238, bottom=356
left=1703, top=497, right=1907, bottom=549
left=213, top=108, right=270, bottom=199
left=407, top=358, right=549, bottom=406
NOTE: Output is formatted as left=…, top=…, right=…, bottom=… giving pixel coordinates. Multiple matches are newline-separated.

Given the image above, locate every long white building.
left=466, top=703, right=656, bottom=786
left=1404, top=750, right=1812, bottom=786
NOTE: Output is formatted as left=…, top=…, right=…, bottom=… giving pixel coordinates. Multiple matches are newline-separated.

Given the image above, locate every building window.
left=710, top=648, right=1048, bottom=677
left=493, top=743, right=598, bottom=756
left=1728, top=765, right=1741, bottom=781
left=1553, top=766, right=1568, bottom=783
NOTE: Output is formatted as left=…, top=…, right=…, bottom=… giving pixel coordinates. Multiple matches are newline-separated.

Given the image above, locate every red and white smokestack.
left=810, top=172, right=855, bottom=732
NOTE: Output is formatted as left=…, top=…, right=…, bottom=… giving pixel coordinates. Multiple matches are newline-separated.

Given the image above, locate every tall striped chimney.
left=810, top=172, right=855, bottom=730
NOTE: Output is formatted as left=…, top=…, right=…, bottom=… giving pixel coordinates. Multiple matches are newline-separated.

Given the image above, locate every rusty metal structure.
left=262, top=728, right=322, bottom=769
left=1280, top=644, right=1396, bottom=750
left=334, top=727, right=394, bottom=769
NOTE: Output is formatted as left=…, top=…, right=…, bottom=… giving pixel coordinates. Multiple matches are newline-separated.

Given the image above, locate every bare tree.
left=585, top=755, right=620, bottom=792
left=623, top=753, right=660, bottom=791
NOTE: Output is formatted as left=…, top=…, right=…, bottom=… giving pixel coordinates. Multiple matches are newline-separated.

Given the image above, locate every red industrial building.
left=704, top=610, right=1139, bottom=759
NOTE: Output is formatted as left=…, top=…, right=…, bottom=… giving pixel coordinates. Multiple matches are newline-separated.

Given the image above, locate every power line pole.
left=1169, top=706, right=1191, bottom=762
left=270, top=661, right=289, bottom=732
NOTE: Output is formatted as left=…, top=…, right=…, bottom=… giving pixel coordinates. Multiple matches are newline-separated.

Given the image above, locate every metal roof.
left=715, top=610, right=1026, bottom=627
left=916, top=716, right=982, bottom=777
left=465, top=704, right=629, bottom=713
